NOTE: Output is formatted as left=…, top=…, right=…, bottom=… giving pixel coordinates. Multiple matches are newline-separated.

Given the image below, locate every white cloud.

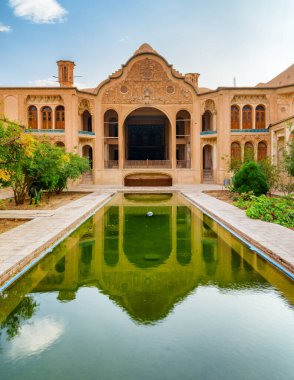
left=9, top=0, right=67, bottom=24
left=8, top=317, right=65, bottom=360
left=0, top=23, right=12, bottom=32
left=28, top=77, right=58, bottom=86
left=28, top=78, right=86, bottom=88
left=118, top=36, right=129, bottom=43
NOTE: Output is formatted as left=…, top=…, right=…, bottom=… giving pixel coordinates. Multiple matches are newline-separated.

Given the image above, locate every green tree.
left=0, top=119, right=89, bottom=204
left=233, top=161, right=269, bottom=196
left=45, top=151, right=89, bottom=194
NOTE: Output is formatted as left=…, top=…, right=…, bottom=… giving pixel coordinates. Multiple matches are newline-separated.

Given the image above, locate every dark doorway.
left=127, top=124, right=165, bottom=160
left=125, top=108, right=169, bottom=161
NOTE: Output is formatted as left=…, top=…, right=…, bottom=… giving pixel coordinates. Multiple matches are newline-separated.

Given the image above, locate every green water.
left=0, top=193, right=294, bottom=380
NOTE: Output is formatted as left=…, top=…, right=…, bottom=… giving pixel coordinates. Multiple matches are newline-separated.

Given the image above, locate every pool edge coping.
left=0, top=193, right=115, bottom=292
left=181, top=192, right=294, bottom=281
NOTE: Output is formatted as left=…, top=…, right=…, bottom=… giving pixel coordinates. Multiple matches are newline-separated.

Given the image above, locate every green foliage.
left=0, top=296, right=38, bottom=339
left=245, top=195, right=294, bottom=228
left=233, top=161, right=269, bottom=196
left=0, top=119, right=89, bottom=204
left=258, top=158, right=280, bottom=193
left=283, top=136, right=294, bottom=177
left=53, top=153, right=89, bottom=193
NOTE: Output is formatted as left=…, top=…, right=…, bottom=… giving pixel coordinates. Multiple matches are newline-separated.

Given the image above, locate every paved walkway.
left=182, top=191, right=294, bottom=275
left=0, top=191, right=113, bottom=289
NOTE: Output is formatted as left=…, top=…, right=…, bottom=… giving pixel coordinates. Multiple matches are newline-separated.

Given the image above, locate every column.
left=171, top=119, right=176, bottom=169
left=213, top=112, right=217, bottom=131
left=37, top=106, right=41, bottom=129
left=118, top=120, right=124, bottom=169
left=252, top=106, right=256, bottom=130
left=52, top=105, right=55, bottom=130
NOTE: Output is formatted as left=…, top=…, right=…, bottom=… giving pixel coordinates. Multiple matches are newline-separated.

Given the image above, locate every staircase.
left=82, top=171, right=94, bottom=184
left=203, top=169, right=214, bottom=184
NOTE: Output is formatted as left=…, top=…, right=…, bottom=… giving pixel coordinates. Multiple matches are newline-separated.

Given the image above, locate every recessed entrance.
left=124, top=107, right=170, bottom=163
left=202, top=144, right=213, bottom=183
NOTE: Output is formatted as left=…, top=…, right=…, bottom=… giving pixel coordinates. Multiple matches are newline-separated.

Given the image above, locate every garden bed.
left=0, top=191, right=91, bottom=210
left=0, top=219, right=29, bottom=234
left=203, top=190, right=294, bottom=229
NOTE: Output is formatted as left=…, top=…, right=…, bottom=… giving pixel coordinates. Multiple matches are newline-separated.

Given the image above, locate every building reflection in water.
left=1, top=193, right=293, bottom=330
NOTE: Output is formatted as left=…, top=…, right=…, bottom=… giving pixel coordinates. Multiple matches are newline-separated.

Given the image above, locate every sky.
left=0, top=0, right=293, bottom=90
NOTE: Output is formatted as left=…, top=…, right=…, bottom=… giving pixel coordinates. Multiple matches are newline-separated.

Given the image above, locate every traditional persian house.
left=0, top=43, right=293, bottom=186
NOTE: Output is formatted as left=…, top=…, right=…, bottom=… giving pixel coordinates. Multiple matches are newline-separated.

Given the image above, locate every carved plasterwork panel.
left=102, top=58, right=192, bottom=104
left=26, top=95, right=63, bottom=105
left=202, top=99, right=217, bottom=114
left=231, top=95, right=268, bottom=104
left=230, top=135, right=270, bottom=144
left=78, top=98, right=93, bottom=115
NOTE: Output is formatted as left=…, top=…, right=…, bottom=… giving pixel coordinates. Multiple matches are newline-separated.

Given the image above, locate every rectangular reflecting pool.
left=1, top=193, right=294, bottom=380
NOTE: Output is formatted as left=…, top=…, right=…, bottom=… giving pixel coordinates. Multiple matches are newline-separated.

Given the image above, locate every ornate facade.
left=1, top=43, right=293, bottom=185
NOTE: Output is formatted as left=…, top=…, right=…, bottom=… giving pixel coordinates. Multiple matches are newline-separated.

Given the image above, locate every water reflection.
left=0, top=193, right=293, bottom=332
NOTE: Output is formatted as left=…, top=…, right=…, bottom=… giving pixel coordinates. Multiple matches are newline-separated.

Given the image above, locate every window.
left=258, top=142, right=267, bottom=161
left=256, top=105, right=265, bottom=129
left=41, top=106, right=52, bottom=129
left=202, top=110, right=212, bottom=131
left=28, top=105, right=38, bottom=129
left=242, top=105, right=252, bottom=129
left=244, top=142, right=254, bottom=161
left=231, top=105, right=240, bottom=130
left=55, top=105, right=65, bottom=129
left=231, top=142, right=241, bottom=161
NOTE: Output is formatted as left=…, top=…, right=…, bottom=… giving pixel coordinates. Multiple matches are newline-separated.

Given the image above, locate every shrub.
left=245, top=196, right=294, bottom=228
left=233, top=161, right=269, bottom=196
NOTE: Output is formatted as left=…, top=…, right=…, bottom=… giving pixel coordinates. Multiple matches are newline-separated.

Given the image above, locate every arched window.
left=244, top=142, right=254, bottom=161
left=109, top=117, right=118, bottom=137
left=41, top=106, right=52, bottom=129
left=256, top=105, right=266, bottom=129
left=82, top=145, right=93, bottom=169
left=231, top=105, right=240, bottom=130
left=231, top=142, right=241, bottom=161
left=55, top=141, right=65, bottom=148
left=258, top=141, right=267, bottom=161
left=82, top=110, right=92, bottom=132
left=28, top=105, right=38, bottom=129
left=242, top=105, right=252, bottom=129
left=55, top=105, right=65, bottom=129
left=202, top=110, right=212, bottom=131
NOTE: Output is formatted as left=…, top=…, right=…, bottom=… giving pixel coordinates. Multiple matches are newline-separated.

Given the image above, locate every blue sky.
left=0, top=0, right=293, bottom=89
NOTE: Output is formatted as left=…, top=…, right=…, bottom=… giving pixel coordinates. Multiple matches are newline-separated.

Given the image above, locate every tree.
left=258, top=158, right=280, bottom=195
left=43, top=151, right=89, bottom=194
left=0, top=118, right=89, bottom=204
left=233, top=161, right=269, bottom=196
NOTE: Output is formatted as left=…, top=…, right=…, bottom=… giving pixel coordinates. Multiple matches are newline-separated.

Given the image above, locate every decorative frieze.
left=102, top=58, right=193, bottom=104
left=202, top=99, right=217, bottom=114
left=26, top=95, right=63, bottom=105
left=231, top=95, right=268, bottom=104
left=78, top=98, right=93, bottom=115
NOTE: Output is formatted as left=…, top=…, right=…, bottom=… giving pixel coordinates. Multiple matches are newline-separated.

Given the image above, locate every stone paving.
left=0, top=191, right=113, bottom=288
left=182, top=190, right=294, bottom=275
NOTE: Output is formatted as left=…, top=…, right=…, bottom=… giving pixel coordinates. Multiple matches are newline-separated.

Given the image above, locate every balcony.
left=79, top=131, right=95, bottom=138
left=176, top=160, right=191, bottom=168
left=25, top=129, right=64, bottom=134
left=104, top=160, right=119, bottom=169
left=200, top=130, right=217, bottom=136
left=124, top=160, right=172, bottom=169
left=230, top=128, right=269, bottom=133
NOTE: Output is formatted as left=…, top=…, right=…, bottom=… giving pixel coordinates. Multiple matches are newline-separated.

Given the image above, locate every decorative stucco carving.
left=26, top=95, right=63, bottom=104
left=231, top=95, right=268, bottom=104
left=202, top=99, right=217, bottom=114
left=78, top=98, right=93, bottom=115
left=102, top=58, right=192, bottom=105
